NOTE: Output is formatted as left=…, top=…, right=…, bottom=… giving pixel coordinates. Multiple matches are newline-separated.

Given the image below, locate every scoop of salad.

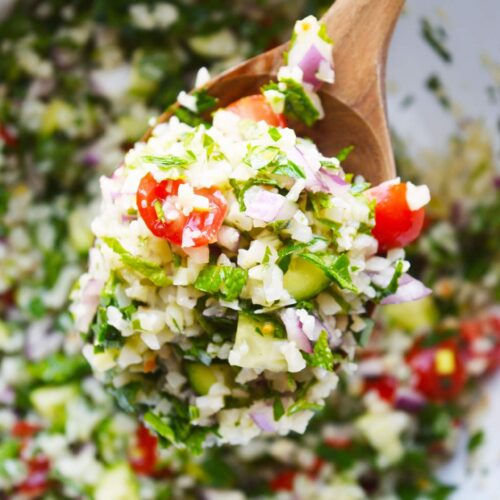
left=71, top=16, right=430, bottom=451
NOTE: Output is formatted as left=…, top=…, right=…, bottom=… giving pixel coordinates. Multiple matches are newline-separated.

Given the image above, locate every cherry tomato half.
left=406, top=340, right=466, bottom=402
left=226, top=94, right=287, bottom=127
left=137, top=173, right=227, bottom=247
left=368, top=182, right=425, bottom=252
left=129, top=424, right=158, bottom=476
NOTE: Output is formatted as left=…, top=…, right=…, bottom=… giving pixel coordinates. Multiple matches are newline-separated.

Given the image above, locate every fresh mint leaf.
left=194, top=265, right=248, bottom=301
left=303, top=330, right=335, bottom=371
left=102, top=237, right=171, bottom=287
left=300, top=253, right=358, bottom=293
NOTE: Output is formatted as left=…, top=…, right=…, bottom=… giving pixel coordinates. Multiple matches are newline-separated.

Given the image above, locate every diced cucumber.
left=186, top=363, right=234, bottom=395
left=283, top=255, right=330, bottom=300
left=381, top=296, right=438, bottom=332
left=95, top=463, right=139, bottom=500
left=229, top=313, right=288, bottom=372
left=30, top=384, right=79, bottom=428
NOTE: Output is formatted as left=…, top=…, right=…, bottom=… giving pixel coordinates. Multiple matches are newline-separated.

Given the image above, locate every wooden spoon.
left=146, top=0, right=404, bottom=185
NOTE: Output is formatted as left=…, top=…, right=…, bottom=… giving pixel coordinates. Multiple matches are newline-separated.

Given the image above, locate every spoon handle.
left=319, top=0, right=405, bottom=179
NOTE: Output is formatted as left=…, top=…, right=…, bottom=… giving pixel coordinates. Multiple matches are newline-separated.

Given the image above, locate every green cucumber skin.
left=283, top=256, right=330, bottom=301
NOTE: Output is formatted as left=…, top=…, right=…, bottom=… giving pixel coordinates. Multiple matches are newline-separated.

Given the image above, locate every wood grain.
left=144, top=0, right=404, bottom=185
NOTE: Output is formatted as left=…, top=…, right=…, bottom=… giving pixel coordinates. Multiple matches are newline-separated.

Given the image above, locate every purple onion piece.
left=381, top=274, right=432, bottom=305
left=244, top=190, right=287, bottom=222
left=249, top=406, right=276, bottom=432
left=297, top=44, right=325, bottom=89
left=394, top=389, right=427, bottom=413
left=280, top=308, right=312, bottom=353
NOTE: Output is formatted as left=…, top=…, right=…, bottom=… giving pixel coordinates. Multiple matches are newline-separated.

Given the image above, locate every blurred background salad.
left=0, top=0, right=498, bottom=499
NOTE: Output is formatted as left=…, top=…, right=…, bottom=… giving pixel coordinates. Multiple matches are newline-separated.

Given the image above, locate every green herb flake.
left=268, top=127, right=282, bottom=141
left=336, top=145, right=354, bottom=162
left=468, top=429, right=485, bottom=453
left=303, top=330, right=335, bottom=371
left=189, top=405, right=200, bottom=421
left=153, top=200, right=166, bottom=222
left=273, top=396, right=285, bottom=421
left=287, top=399, right=324, bottom=416
left=143, top=155, right=189, bottom=170
left=421, top=18, right=452, bottom=63
left=318, top=22, right=333, bottom=44
left=272, top=160, right=306, bottom=179
left=377, top=260, right=404, bottom=300
left=102, top=237, right=171, bottom=287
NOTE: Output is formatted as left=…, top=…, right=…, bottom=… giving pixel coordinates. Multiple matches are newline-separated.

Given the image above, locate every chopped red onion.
left=394, top=388, right=427, bottom=412
left=381, top=274, right=432, bottom=305
left=297, top=45, right=325, bottom=89
left=244, top=189, right=287, bottom=222
left=75, top=278, right=104, bottom=333
left=25, top=320, right=63, bottom=361
left=0, top=387, right=14, bottom=405
left=249, top=405, right=277, bottom=432
left=280, top=308, right=312, bottom=353
left=318, top=168, right=350, bottom=196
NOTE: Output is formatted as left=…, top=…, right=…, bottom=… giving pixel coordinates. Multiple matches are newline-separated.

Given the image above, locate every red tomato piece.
left=368, top=182, right=425, bottom=252
left=406, top=340, right=466, bottom=402
left=270, top=470, right=297, bottom=492
left=0, top=124, right=17, bottom=148
left=129, top=424, right=158, bottom=476
left=136, top=173, right=227, bottom=247
left=12, top=421, right=42, bottom=438
left=226, top=94, right=287, bottom=127
left=362, top=375, right=398, bottom=403
left=460, top=312, right=500, bottom=374
left=17, top=455, right=51, bottom=497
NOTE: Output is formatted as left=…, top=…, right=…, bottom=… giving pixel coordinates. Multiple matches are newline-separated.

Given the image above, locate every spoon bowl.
left=146, top=0, right=404, bottom=185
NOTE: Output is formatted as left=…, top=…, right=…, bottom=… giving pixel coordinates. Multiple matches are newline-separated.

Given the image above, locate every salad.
left=0, top=1, right=498, bottom=498
left=71, top=16, right=430, bottom=449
